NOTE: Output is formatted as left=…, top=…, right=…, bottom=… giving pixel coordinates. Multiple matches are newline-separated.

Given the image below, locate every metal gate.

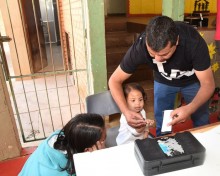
left=0, top=0, right=88, bottom=143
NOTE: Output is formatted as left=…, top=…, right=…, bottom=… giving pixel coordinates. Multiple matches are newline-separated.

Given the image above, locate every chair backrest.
left=86, top=90, right=121, bottom=116
left=86, top=90, right=121, bottom=147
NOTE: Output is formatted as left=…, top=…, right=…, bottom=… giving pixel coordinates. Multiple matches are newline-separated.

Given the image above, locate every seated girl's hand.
left=85, top=141, right=106, bottom=152
left=97, top=140, right=106, bottom=150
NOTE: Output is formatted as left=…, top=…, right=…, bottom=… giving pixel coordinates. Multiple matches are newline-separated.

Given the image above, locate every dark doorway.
left=20, top=0, right=48, bottom=73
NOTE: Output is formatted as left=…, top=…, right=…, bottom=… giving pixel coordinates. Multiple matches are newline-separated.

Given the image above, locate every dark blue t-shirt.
left=120, top=22, right=210, bottom=87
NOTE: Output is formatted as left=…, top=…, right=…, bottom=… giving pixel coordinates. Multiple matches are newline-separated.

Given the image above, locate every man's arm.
left=108, top=66, right=146, bottom=128
left=170, top=67, right=215, bottom=125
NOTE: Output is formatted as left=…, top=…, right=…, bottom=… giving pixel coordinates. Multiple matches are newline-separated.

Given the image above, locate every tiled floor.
left=0, top=14, right=84, bottom=145
left=2, top=38, right=82, bottom=146
left=11, top=74, right=82, bottom=146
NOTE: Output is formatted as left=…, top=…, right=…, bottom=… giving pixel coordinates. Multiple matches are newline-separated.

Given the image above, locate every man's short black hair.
left=145, top=16, right=178, bottom=52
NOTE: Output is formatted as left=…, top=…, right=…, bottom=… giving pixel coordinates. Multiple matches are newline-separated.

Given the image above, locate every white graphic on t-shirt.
left=153, top=60, right=167, bottom=73
left=153, top=59, right=195, bottom=80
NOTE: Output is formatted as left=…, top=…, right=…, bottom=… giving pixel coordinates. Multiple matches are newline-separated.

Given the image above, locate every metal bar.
left=21, top=78, right=38, bottom=141
left=9, top=69, right=86, bottom=79
left=0, top=35, right=12, bottom=42
left=6, top=0, right=35, bottom=142
left=43, top=0, right=63, bottom=126
left=68, top=0, right=82, bottom=112
left=65, top=73, right=73, bottom=118
left=23, top=137, right=47, bottom=143
left=36, top=78, right=54, bottom=135
left=43, top=0, right=55, bottom=71
left=32, top=0, right=56, bottom=135
left=18, top=103, right=80, bottom=113
left=17, top=0, right=34, bottom=74
left=55, top=0, right=66, bottom=70
left=0, top=33, right=11, bottom=81
left=32, top=77, right=46, bottom=138
left=3, top=0, right=86, bottom=143
left=31, top=0, right=45, bottom=72
left=81, top=0, right=91, bottom=95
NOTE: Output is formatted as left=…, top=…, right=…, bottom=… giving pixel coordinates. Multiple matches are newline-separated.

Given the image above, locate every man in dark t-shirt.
left=109, top=16, right=215, bottom=136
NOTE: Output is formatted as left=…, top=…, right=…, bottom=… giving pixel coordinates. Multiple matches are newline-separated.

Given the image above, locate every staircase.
left=105, top=16, right=134, bottom=81
left=105, top=16, right=155, bottom=125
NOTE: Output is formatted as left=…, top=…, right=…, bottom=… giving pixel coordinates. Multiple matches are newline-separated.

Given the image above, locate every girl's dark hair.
left=54, top=113, right=105, bottom=175
left=123, top=83, right=147, bottom=101
left=145, top=16, right=178, bottom=52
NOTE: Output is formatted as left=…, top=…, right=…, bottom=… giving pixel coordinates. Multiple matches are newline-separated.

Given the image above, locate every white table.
left=74, top=124, right=220, bottom=176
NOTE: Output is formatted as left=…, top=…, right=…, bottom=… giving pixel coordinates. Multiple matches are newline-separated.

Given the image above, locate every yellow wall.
left=129, top=0, right=162, bottom=14
left=128, top=0, right=217, bottom=15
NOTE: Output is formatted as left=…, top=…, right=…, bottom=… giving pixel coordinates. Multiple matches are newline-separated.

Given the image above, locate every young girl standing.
left=116, top=83, right=154, bottom=145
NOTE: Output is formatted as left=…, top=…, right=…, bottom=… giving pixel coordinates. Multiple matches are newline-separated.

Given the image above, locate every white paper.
left=74, top=124, right=220, bottom=176
left=161, top=110, right=173, bottom=133
left=74, top=143, right=144, bottom=176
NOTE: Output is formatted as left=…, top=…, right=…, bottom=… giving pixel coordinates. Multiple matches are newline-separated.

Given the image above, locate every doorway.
left=0, top=0, right=84, bottom=145
left=21, top=0, right=63, bottom=73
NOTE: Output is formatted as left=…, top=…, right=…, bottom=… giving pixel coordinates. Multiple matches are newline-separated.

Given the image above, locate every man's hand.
left=124, top=109, right=146, bottom=128
left=168, top=105, right=192, bottom=126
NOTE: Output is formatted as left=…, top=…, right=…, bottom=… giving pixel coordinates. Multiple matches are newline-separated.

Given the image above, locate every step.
left=106, top=46, right=129, bottom=54
left=105, top=15, right=127, bottom=23
left=105, top=32, right=134, bottom=48
left=106, top=47, right=129, bottom=66
left=106, top=31, right=132, bottom=36
left=139, top=80, right=154, bottom=103
left=105, top=22, right=127, bottom=33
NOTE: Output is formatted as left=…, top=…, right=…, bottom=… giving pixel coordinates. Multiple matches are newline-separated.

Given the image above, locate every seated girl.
left=19, top=113, right=106, bottom=176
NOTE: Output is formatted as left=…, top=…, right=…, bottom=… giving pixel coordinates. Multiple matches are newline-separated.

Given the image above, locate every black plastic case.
left=134, top=131, right=206, bottom=176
